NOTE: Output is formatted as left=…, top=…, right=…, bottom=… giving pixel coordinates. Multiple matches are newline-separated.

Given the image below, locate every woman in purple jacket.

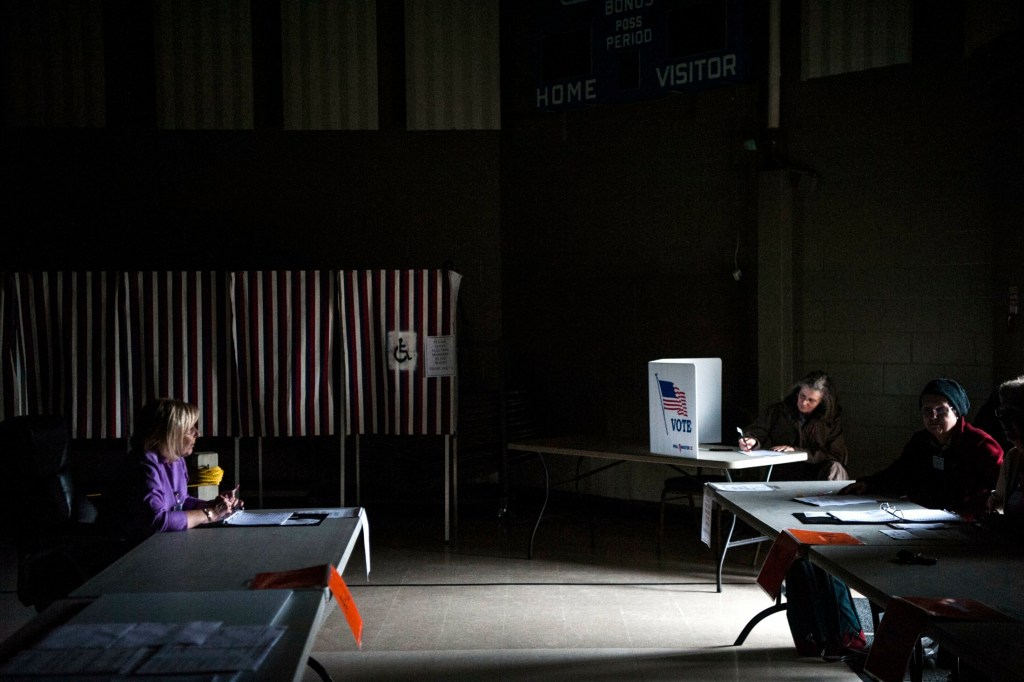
left=130, top=398, right=242, bottom=533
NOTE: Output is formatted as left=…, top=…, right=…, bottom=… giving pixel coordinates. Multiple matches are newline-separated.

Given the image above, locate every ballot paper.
left=827, top=508, right=962, bottom=524
left=793, top=494, right=879, bottom=507
left=0, top=621, right=284, bottom=677
left=222, top=510, right=296, bottom=526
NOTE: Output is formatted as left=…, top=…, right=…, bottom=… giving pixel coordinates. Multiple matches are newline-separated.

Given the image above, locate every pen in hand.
left=737, top=427, right=752, bottom=452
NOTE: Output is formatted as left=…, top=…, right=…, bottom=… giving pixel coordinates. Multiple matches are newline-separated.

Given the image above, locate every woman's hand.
left=738, top=437, right=757, bottom=451
left=205, top=496, right=234, bottom=522
left=222, top=485, right=244, bottom=512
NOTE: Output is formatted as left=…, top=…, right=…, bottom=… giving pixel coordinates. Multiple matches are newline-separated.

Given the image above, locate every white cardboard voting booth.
left=648, top=358, right=722, bottom=456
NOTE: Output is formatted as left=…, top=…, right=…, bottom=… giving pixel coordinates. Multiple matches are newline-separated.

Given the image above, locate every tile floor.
left=0, top=487, right=876, bottom=681
left=301, top=490, right=869, bottom=681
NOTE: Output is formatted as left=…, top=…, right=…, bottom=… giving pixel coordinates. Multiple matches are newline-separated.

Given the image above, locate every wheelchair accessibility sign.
left=387, top=331, right=418, bottom=371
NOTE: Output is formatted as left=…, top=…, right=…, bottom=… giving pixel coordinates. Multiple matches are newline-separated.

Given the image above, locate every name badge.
left=932, top=455, right=944, bottom=471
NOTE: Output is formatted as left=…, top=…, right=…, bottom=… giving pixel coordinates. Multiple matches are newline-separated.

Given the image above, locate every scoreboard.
left=531, top=0, right=747, bottom=111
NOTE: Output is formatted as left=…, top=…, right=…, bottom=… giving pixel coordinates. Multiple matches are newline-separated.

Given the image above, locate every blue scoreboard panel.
left=531, top=0, right=748, bottom=111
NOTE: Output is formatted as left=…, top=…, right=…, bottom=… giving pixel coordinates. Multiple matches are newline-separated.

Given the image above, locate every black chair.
left=0, top=415, right=127, bottom=611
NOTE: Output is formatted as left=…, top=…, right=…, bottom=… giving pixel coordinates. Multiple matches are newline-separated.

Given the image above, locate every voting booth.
left=648, top=358, right=722, bottom=455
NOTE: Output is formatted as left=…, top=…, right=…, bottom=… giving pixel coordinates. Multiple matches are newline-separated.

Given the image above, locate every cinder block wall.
left=786, top=65, right=996, bottom=477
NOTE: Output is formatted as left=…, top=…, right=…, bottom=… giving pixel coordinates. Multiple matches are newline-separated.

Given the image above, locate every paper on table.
left=222, top=511, right=294, bottom=526
left=34, top=621, right=223, bottom=649
left=35, top=622, right=135, bottom=649
left=827, top=508, right=962, bottom=524
left=883, top=508, right=962, bottom=523
left=707, top=482, right=777, bottom=491
left=0, top=621, right=282, bottom=677
left=135, top=625, right=286, bottom=674
left=826, top=509, right=897, bottom=523
left=701, top=486, right=713, bottom=546
left=118, top=621, right=222, bottom=647
left=286, top=508, right=361, bottom=518
left=881, top=528, right=916, bottom=540
left=0, top=646, right=150, bottom=676
left=793, top=494, right=878, bottom=507
left=881, top=526, right=966, bottom=541
left=798, top=511, right=834, bottom=520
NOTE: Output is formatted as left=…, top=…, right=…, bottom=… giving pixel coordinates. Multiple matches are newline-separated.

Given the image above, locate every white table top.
left=809, top=543, right=1024, bottom=621
left=508, top=435, right=808, bottom=470
left=707, top=481, right=986, bottom=546
left=810, top=541, right=1024, bottom=682
left=4, top=508, right=368, bottom=681
left=0, top=590, right=328, bottom=682
left=73, top=507, right=367, bottom=597
left=710, top=482, right=1024, bottom=679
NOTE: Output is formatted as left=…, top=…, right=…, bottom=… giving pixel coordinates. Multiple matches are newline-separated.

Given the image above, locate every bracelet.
left=203, top=507, right=213, bottom=522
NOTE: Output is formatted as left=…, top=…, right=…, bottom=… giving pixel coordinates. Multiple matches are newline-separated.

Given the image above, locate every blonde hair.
left=132, top=398, right=199, bottom=462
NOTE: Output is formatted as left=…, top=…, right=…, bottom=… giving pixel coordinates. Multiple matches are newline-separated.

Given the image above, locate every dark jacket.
left=745, top=398, right=849, bottom=480
left=860, top=419, right=1003, bottom=521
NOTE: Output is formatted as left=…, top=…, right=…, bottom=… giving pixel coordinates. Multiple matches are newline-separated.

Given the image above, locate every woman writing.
left=738, top=370, right=850, bottom=481
left=736, top=371, right=862, bottom=658
left=127, top=398, right=243, bottom=534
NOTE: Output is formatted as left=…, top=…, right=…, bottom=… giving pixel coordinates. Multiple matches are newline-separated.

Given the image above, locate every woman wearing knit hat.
left=840, top=378, right=1004, bottom=520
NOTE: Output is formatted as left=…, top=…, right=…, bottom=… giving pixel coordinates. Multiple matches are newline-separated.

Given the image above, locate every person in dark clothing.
left=841, top=378, right=1003, bottom=521
left=986, top=375, right=1024, bottom=541
left=739, top=371, right=862, bottom=659
left=738, top=370, right=850, bottom=481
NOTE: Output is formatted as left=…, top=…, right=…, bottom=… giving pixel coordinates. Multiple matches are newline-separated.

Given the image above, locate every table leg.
left=713, top=470, right=775, bottom=592
left=528, top=453, right=550, bottom=560
left=717, top=513, right=738, bottom=593
left=733, top=594, right=787, bottom=646
left=574, top=457, right=597, bottom=553
left=307, top=655, right=335, bottom=682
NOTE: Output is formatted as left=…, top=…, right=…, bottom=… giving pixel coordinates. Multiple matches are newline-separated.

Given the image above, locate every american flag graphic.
left=659, top=379, right=688, bottom=417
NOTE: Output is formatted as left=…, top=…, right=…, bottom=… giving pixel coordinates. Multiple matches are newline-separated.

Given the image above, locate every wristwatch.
left=203, top=507, right=213, bottom=522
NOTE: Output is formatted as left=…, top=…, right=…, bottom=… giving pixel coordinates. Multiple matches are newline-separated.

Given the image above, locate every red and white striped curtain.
left=123, top=272, right=236, bottom=437
left=0, top=272, right=128, bottom=438
left=339, top=270, right=461, bottom=436
left=1, top=271, right=339, bottom=438
left=231, top=271, right=336, bottom=436
left=2, top=269, right=457, bottom=439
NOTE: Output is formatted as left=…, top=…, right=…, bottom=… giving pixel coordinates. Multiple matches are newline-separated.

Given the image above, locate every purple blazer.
left=141, top=450, right=205, bottom=532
